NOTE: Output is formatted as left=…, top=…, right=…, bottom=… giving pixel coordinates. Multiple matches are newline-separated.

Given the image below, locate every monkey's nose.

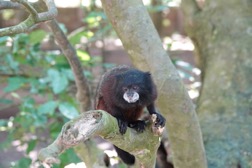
left=127, top=92, right=139, bottom=103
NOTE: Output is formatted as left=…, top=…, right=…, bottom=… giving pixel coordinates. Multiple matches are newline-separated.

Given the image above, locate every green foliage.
left=52, top=149, right=82, bottom=168
left=0, top=29, right=97, bottom=167
left=4, top=77, right=27, bottom=92
left=59, top=102, right=79, bottom=119
left=11, top=157, right=32, bottom=168
left=47, top=68, right=69, bottom=94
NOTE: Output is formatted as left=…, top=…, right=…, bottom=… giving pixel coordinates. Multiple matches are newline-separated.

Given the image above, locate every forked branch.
left=38, top=110, right=164, bottom=167
left=0, top=0, right=57, bottom=36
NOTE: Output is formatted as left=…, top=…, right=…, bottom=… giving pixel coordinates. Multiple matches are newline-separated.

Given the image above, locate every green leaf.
left=59, top=102, right=79, bottom=119
left=4, top=77, right=27, bottom=92
left=33, top=113, right=47, bottom=127
left=22, top=97, right=35, bottom=109
left=29, top=30, right=47, bottom=44
left=58, top=148, right=81, bottom=167
left=47, top=69, right=69, bottom=94
left=6, top=54, right=19, bottom=71
left=68, top=28, right=86, bottom=45
left=26, top=139, right=37, bottom=154
left=12, top=157, right=32, bottom=168
left=12, top=34, right=29, bottom=53
left=77, top=50, right=90, bottom=61
left=49, top=121, right=64, bottom=139
left=61, top=68, right=74, bottom=81
left=0, top=98, right=13, bottom=104
left=38, top=101, right=58, bottom=115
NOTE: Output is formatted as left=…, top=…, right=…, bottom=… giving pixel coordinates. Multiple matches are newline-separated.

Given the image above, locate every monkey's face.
left=122, top=85, right=140, bottom=103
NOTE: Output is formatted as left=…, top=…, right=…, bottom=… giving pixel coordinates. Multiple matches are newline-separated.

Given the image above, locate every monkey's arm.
left=128, top=120, right=146, bottom=133
left=147, top=103, right=166, bottom=127
left=97, top=98, right=128, bottom=135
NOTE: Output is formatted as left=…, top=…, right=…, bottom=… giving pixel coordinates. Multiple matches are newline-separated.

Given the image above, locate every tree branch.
left=46, top=19, right=91, bottom=111
left=100, top=0, right=207, bottom=168
left=0, top=1, right=21, bottom=9
left=38, top=110, right=164, bottom=167
left=0, top=0, right=57, bottom=36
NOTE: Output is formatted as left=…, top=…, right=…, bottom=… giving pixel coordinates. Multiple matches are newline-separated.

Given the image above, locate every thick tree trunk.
left=182, top=0, right=252, bottom=167
left=101, top=0, right=207, bottom=168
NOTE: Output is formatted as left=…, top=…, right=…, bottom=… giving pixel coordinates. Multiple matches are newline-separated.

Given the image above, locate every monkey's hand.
left=117, top=119, right=128, bottom=134
left=154, top=113, right=166, bottom=127
left=128, top=120, right=146, bottom=133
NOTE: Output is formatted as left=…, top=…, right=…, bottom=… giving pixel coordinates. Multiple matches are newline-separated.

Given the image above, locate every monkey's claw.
left=117, top=119, right=128, bottom=134
left=155, top=113, right=166, bottom=127
left=128, top=120, right=146, bottom=133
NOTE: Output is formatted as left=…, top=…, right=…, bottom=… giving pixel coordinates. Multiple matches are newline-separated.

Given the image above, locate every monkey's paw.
left=154, top=113, right=166, bottom=127
left=128, top=120, right=146, bottom=133
left=117, top=119, right=128, bottom=134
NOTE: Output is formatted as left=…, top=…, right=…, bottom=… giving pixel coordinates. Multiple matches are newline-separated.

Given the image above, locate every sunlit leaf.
left=59, top=103, right=79, bottom=119
left=11, top=92, right=20, bottom=99
left=77, top=50, right=90, bottom=61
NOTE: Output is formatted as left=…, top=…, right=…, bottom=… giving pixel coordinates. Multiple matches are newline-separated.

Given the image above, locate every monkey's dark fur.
left=95, top=65, right=166, bottom=165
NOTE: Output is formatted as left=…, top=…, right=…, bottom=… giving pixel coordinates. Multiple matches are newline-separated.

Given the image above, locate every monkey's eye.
left=122, top=87, right=128, bottom=92
left=132, top=85, right=139, bottom=90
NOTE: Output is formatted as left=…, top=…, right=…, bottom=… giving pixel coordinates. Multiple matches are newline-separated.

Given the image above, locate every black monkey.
left=95, top=65, right=166, bottom=165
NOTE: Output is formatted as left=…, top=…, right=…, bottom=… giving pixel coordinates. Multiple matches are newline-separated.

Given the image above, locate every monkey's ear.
left=145, top=72, right=151, bottom=76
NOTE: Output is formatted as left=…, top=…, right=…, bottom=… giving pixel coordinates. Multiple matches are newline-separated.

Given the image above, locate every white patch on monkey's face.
left=123, top=92, right=139, bottom=103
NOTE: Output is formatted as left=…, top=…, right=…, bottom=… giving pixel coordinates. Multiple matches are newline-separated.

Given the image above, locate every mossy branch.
left=38, top=110, right=164, bottom=168
left=0, top=0, right=57, bottom=36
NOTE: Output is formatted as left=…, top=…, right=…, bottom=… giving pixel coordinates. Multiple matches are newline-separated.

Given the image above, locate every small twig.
left=11, top=0, right=39, bottom=20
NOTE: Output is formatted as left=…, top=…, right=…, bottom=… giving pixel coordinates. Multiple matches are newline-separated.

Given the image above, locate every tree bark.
left=182, top=0, right=252, bottom=167
left=38, top=110, right=163, bottom=168
left=101, top=0, right=207, bottom=168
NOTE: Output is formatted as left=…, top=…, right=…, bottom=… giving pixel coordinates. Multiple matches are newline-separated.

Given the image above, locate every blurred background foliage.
left=0, top=0, right=200, bottom=167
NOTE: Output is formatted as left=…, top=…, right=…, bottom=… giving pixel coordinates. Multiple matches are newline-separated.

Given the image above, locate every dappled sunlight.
left=65, top=162, right=86, bottom=168
left=164, top=34, right=195, bottom=51
left=54, top=0, right=81, bottom=8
